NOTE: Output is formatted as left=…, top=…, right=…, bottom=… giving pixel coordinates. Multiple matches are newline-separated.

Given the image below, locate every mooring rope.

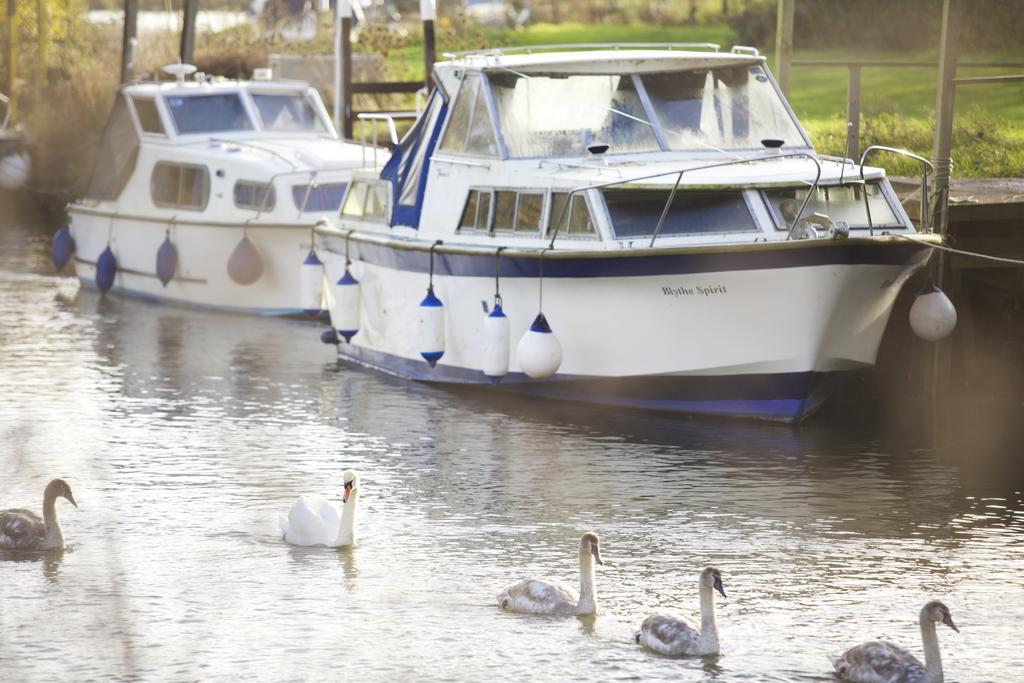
left=896, top=233, right=1024, bottom=268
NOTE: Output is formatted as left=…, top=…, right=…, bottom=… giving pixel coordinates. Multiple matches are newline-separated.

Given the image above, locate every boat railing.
left=857, top=145, right=934, bottom=234
left=207, top=137, right=301, bottom=171
left=357, top=111, right=418, bottom=169
left=442, top=43, right=722, bottom=60
left=547, top=151, right=823, bottom=248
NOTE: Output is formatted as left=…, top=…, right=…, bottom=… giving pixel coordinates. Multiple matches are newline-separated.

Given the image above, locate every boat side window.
left=131, top=97, right=166, bottom=135
left=339, top=181, right=387, bottom=221
left=459, top=189, right=492, bottom=232
left=234, top=180, right=275, bottom=212
left=763, top=183, right=903, bottom=230
left=603, top=189, right=756, bottom=238
left=165, top=93, right=254, bottom=134
left=340, top=182, right=369, bottom=217
left=492, top=191, right=517, bottom=232
left=293, top=182, right=348, bottom=212
left=548, top=193, right=597, bottom=238
left=515, top=193, right=543, bottom=234
left=251, top=93, right=327, bottom=133
left=151, top=162, right=210, bottom=211
left=439, top=74, right=498, bottom=156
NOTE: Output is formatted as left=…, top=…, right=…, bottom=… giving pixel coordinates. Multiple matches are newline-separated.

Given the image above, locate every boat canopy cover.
left=379, top=91, right=447, bottom=228
left=85, top=94, right=139, bottom=201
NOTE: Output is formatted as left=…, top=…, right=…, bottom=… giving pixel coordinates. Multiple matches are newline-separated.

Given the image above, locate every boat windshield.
left=484, top=64, right=805, bottom=157
left=251, top=93, right=327, bottom=133
left=165, top=93, right=254, bottom=134
left=764, top=183, right=903, bottom=230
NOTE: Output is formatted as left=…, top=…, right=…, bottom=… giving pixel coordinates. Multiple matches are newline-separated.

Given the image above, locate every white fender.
left=516, top=313, right=562, bottom=379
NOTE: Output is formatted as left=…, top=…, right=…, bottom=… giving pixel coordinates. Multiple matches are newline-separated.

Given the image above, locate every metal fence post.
left=334, top=0, right=353, bottom=138
left=846, top=64, right=861, bottom=159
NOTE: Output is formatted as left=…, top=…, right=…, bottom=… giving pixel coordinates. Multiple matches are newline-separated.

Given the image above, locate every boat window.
left=363, top=183, right=388, bottom=220
left=251, top=93, right=327, bottom=133
left=85, top=96, right=139, bottom=201
left=131, top=97, right=166, bottom=135
left=492, top=191, right=517, bottom=231
left=165, top=93, right=254, bottom=134
left=548, top=193, right=597, bottom=238
left=340, top=181, right=388, bottom=220
left=515, top=193, right=543, bottom=233
left=234, top=180, right=275, bottom=211
left=292, top=182, right=347, bottom=212
left=642, top=65, right=805, bottom=151
left=763, top=183, right=903, bottom=230
left=603, top=189, right=756, bottom=238
left=458, top=189, right=492, bottom=232
left=488, top=71, right=659, bottom=158
left=465, top=80, right=499, bottom=156
left=340, top=182, right=368, bottom=217
left=439, top=74, right=498, bottom=156
left=151, top=162, right=210, bottom=211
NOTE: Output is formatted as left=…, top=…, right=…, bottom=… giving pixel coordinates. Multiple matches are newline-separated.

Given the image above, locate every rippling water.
left=1, top=217, right=1022, bottom=681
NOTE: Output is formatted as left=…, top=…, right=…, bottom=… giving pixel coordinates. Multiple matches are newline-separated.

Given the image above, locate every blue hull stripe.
left=334, top=342, right=843, bottom=423
left=321, top=236, right=931, bottom=279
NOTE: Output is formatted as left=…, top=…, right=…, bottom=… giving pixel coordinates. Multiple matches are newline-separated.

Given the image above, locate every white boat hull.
left=316, top=233, right=933, bottom=422
left=68, top=211, right=319, bottom=316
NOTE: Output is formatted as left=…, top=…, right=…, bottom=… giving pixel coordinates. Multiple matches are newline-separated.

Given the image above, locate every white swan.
left=497, top=532, right=604, bottom=616
left=0, top=479, right=78, bottom=551
left=635, top=566, right=727, bottom=656
left=830, top=600, right=958, bottom=683
left=280, top=470, right=359, bottom=547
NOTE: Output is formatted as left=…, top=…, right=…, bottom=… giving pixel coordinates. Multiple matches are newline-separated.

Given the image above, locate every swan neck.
left=335, top=489, right=358, bottom=544
left=577, top=548, right=597, bottom=613
left=42, top=493, right=63, bottom=545
left=699, top=582, right=719, bottom=645
left=919, top=616, right=943, bottom=682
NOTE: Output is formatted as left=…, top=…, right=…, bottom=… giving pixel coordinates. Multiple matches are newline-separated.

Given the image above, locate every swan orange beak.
left=342, top=481, right=353, bottom=503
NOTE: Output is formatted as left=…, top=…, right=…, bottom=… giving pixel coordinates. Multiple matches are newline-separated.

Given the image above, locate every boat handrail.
left=545, top=151, right=823, bottom=247
left=442, top=43, right=722, bottom=60
left=357, top=111, right=418, bottom=169
left=730, top=46, right=760, bottom=56
left=858, top=145, right=934, bottom=233
left=207, top=137, right=300, bottom=171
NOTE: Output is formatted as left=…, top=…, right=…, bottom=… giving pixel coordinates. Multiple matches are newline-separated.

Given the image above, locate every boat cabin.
left=79, top=74, right=364, bottom=224
left=337, top=45, right=915, bottom=248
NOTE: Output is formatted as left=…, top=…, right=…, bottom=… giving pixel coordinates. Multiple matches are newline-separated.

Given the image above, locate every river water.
left=1, top=216, right=1022, bottom=682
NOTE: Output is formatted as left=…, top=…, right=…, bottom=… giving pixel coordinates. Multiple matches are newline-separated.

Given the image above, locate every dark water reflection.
left=1, top=217, right=1023, bottom=681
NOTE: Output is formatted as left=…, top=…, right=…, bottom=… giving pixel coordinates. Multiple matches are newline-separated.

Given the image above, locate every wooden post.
left=932, top=0, right=962, bottom=239
left=774, top=0, right=794, bottom=96
left=5, top=0, right=15, bottom=118
left=928, top=0, right=963, bottom=399
left=421, top=0, right=435, bottom=89
left=35, top=0, right=46, bottom=91
left=334, top=0, right=353, bottom=138
left=120, top=0, right=138, bottom=83
left=180, top=0, right=198, bottom=65
left=846, top=64, right=861, bottom=160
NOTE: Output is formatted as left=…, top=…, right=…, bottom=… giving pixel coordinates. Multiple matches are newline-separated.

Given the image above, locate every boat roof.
left=436, top=46, right=765, bottom=76
left=120, top=78, right=315, bottom=98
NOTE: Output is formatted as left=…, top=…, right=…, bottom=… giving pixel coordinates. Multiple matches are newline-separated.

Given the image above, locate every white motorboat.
left=62, top=64, right=366, bottom=315
left=313, top=44, right=942, bottom=422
